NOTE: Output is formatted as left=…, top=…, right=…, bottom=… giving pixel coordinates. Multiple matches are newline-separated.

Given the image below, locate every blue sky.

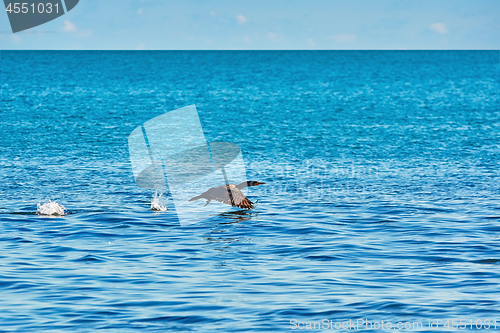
left=0, top=0, right=499, bottom=50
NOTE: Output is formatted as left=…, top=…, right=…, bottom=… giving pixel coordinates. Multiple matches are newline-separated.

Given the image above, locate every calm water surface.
left=1, top=51, right=499, bottom=331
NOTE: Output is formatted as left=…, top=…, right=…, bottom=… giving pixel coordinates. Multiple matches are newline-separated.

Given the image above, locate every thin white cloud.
left=267, top=32, right=277, bottom=42
left=78, top=30, right=92, bottom=38
left=236, top=15, right=248, bottom=24
left=332, top=33, right=356, bottom=43
left=137, top=8, right=143, bottom=15
left=308, top=38, right=316, bottom=47
left=63, top=20, right=76, bottom=33
left=11, top=35, right=20, bottom=43
left=430, top=23, right=448, bottom=34
left=136, top=43, right=145, bottom=50
left=210, top=10, right=216, bottom=16
left=244, top=36, right=251, bottom=43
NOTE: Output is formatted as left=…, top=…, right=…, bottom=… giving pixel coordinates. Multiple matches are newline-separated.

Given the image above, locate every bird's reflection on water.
left=202, top=209, right=259, bottom=254
left=215, top=208, right=258, bottom=224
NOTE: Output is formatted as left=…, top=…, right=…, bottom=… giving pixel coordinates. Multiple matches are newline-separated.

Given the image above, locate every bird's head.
left=247, top=181, right=266, bottom=187
left=236, top=181, right=267, bottom=189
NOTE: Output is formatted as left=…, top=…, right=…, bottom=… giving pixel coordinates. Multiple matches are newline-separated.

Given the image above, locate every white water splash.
left=151, top=191, right=168, bottom=212
left=37, top=200, right=66, bottom=216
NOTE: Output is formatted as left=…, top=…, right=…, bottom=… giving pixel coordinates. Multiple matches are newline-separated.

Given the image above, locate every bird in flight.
left=188, top=181, right=266, bottom=209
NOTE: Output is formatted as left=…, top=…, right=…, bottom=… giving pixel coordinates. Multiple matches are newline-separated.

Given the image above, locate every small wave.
left=37, top=200, right=66, bottom=216
left=151, top=191, right=167, bottom=212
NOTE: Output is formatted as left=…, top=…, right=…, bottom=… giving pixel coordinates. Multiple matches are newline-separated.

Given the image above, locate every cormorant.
left=188, top=181, right=266, bottom=209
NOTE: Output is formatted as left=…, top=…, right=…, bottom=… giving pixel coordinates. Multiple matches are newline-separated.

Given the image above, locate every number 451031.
left=6, top=2, right=59, bottom=14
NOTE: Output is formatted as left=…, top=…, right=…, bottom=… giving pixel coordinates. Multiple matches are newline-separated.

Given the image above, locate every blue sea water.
left=0, top=51, right=499, bottom=332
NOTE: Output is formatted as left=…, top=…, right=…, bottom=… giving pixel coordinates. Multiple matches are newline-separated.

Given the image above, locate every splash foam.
left=37, top=200, right=66, bottom=216
left=151, top=191, right=168, bottom=212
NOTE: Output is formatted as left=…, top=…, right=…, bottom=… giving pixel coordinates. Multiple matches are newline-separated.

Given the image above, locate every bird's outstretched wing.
left=203, top=185, right=254, bottom=209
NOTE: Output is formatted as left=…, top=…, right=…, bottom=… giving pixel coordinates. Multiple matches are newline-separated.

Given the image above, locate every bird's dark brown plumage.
left=188, top=181, right=265, bottom=209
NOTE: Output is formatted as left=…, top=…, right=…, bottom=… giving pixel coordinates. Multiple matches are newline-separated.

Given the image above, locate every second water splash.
left=151, top=191, right=168, bottom=212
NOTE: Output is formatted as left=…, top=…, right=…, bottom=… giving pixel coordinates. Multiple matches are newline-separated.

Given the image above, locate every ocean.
left=1, top=51, right=499, bottom=331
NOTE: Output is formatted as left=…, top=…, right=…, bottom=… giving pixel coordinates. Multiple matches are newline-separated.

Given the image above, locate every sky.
left=0, top=0, right=499, bottom=50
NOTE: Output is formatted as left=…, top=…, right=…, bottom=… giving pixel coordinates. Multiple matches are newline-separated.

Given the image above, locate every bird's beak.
left=258, top=182, right=266, bottom=185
